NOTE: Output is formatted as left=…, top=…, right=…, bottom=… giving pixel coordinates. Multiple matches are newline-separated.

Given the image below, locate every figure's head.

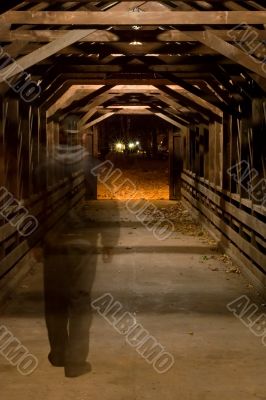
left=60, top=114, right=81, bottom=145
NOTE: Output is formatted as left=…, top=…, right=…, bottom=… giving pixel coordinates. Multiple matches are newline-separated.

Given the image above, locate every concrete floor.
left=0, top=200, right=265, bottom=400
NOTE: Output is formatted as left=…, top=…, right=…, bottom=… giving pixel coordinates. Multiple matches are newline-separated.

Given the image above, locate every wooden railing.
left=0, top=172, right=85, bottom=280
left=181, top=169, right=266, bottom=288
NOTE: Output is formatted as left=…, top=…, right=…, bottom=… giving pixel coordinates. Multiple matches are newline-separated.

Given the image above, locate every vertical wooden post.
left=183, top=127, right=188, bottom=171
left=204, top=126, right=210, bottom=182
left=195, top=126, right=200, bottom=175
left=169, top=127, right=183, bottom=200
left=191, top=126, right=196, bottom=173
left=31, top=107, right=41, bottom=195
left=0, top=99, right=5, bottom=188
left=240, top=110, right=251, bottom=200
left=222, top=113, right=231, bottom=191
left=252, top=98, right=266, bottom=207
left=230, top=114, right=238, bottom=195
left=215, top=121, right=223, bottom=188
left=3, top=97, right=20, bottom=197
left=20, top=102, right=32, bottom=199
left=199, top=125, right=205, bottom=177
left=209, top=122, right=216, bottom=185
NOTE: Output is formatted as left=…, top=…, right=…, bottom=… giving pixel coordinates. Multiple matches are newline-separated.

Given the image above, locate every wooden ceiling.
left=0, top=1, right=265, bottom=128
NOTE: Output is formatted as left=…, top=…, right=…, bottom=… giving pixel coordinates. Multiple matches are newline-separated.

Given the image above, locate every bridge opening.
left=97, top=114, right=170, bottom=200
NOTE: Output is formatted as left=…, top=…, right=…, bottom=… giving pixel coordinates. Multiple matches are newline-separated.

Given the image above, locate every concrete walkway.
left=0, top=200, right=265, bottom=400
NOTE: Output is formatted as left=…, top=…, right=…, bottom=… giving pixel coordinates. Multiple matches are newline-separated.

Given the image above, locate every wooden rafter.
left=158, top=30, right=266, bottom=42
left=1, top=11, right=266, bottom=25
left=156, top=85, right=222, bottom=122
left=0, top=30, right=97, bottom=83
left=187, top=30, right=266, bottom=80
left=79, top=94, right=117, bottom=126
left=0, top=30, right=119, bottom=42
left=57, top=85, right=116, bottom=118
left=80, top=112, right=116, bottom=131
left=152, top=111, right=186, bottom=128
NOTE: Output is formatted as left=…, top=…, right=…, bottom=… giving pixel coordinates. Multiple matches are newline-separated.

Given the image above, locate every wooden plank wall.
left=181, top=100, right=266, bottom=290
left=0, top=97, right=87, bottom=281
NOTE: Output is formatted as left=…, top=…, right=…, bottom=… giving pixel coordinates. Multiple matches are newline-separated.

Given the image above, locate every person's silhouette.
left=36, top=115, right=120, bottom=377
left=43, top=214, right=96, bottom=377
left=43, top=200, right=120, bottom=377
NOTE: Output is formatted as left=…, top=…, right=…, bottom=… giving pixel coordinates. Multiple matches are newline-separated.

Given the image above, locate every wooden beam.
left=152, top=111, right=185, bottom=128
left=151, top=104, right=190, bottom=126
left=0, top=41, right=29, bottom=94
left=79, top=94, right=117, bottom=125
left=157, top=85, right=221, bottom=122
left=57, top=85, right=116, bottom=118
left=248, top=73, right=266, bottom=93
left=0, top=30, right=97, bottom=83
left=47, top=86, right=78, bottom=118
left=1, top=11, right=266, bottom=25
left=187, top=30, right=266, bottom=79
left=158, top=72, right=225, bottom=111
left=158, top=29, right=266, bottom=42
left=116, top=109, right=152, bottom=115
left=0, top=30, right=118, bottom=43
left=35, top=64, right=220, bottom=74
left=155, top=94, right=190, bottom=121
left=1, top=40, right=28, bottom=58
left=15, top=42, right=259, bottom=58
left=80, top=112, right=116, bottom=131
left=38, top=79, right=174, bottom=109
left=79, top=106, right=99, bottom=124
left=22, top=0, right=262, bottom=2
left=223, top=1, right=249, bottom=11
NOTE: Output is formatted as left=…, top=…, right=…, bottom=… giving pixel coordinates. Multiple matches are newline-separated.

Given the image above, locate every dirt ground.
left=97, top=156, right=169, bottom=200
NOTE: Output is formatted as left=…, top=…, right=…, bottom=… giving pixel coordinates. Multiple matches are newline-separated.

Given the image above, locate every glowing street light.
left=129, top=40, right=143, bottom=46
left=115, top=142, right=125, bottom=152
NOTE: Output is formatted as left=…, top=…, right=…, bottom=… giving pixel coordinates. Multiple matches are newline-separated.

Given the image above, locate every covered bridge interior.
left=0, top=1, right=265, bottom=398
